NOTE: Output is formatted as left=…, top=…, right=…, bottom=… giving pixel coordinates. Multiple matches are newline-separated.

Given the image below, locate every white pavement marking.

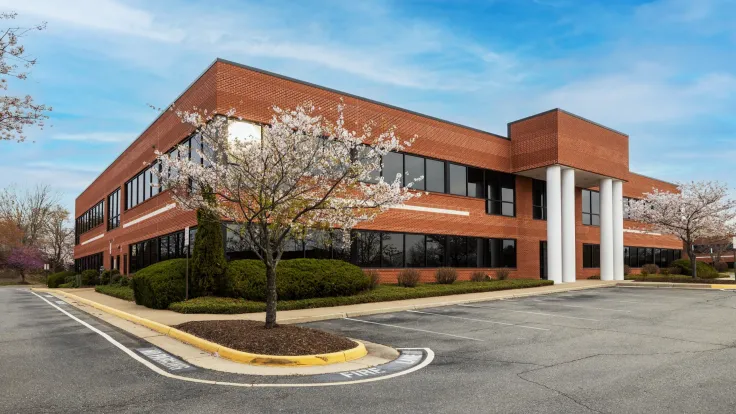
left=30, top=291, right=434, bottom=387
left=457, top=304, right=600, bottom=322
left=554, top=295, right=639, bottom=304
left=343, top=317, right=485, bottom=341
left=407, top=310, right=550, bottom=331
left=529, top=299, right=631, bottom=313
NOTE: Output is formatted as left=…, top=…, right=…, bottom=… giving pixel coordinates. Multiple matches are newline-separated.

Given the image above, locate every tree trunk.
left=689, top=249, right=697, bottom=279
left=264, top=261, right=278, bottom=329
left=19, top=270, right=25, bottom=283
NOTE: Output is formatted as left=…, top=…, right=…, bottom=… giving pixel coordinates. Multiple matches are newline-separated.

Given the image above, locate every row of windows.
left=583, top=244, right=682, bottom=268
left=353, top=231, right=517, bottom=268
left=125, top=134, right=211, bottom=211
left=129, top=228, right=197, bottom=273
left=369, top=152, right=516, bottom=217
left=75, top=200, right=105, bottom=245
left=107, top=188, right=120, bottom=230
left=74, top=252, right=104, bottom=273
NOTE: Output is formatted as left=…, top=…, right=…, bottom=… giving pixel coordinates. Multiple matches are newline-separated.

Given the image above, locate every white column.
left=546, top=165, right=563, bottom=284
left=612, top=180, right=624, bottom=280
left=561, top=168, right=576, bottom=283
left=599, top=178, right=614, bottom=281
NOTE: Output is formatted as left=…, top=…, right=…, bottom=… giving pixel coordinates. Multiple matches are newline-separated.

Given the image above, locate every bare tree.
left=43, top=207, right=73, bottom=271
left=0, top=12, right=50, bottom=142
left=694, top=235, right=734, bottom=265
left=0, top=184, right=59, bottom=247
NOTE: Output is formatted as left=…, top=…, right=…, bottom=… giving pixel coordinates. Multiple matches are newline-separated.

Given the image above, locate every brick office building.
left=73, top=59, right=683, bottom=283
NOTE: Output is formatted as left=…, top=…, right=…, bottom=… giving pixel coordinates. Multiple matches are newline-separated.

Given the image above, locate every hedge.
left=625, top=276, right=736, bottom=284
left=227, top=259, right=370, bottom=301
left=48, top=271, right=75, bottom=288
left=169, top=279, right=555, bottom=314
left=81, top=269, right=99, bottom=286
left=670, top=259, right=719, bottom=278
left=131, top=259, right=187, bottom=309
left=95, top=285, right=134, bottom=301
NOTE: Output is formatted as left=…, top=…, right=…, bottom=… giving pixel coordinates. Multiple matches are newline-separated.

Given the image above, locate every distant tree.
left=0, top=184, right=59, bottom=247
left=628, top=181, right=736, bottom=278
left=155, top=102, right=419, bottom=328
left=5, top=245, right=44, bottom=282
left=0, top=12, right=50, bottom=142
left=42, top=207, right=73, bottom=271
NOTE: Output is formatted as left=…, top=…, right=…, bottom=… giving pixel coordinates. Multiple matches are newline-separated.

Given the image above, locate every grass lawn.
left=95, top=285, right=135, bottom=301
left=169, top=279, right=554, bottom=314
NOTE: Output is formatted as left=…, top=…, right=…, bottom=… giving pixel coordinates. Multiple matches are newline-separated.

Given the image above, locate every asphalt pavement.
left=3, top=286, right=736, bottom=413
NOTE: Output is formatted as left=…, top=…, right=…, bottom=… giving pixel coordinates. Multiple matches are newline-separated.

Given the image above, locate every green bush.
left=227, top=259, right=369, bottom=301
left=659, top=267, right=670, bottom=276
left=169, top=280, right=556, bottom=314
left=496, top=269, right=510, bottom=281
left=58, top=282, right=75, bottom=288
left=435, top=268, right=457, bottom=284
left=191, top=207, right=227, bottom=296
left=671, top=259, right=718, bottom=278
left=667, top=266, right=681, bottom=275
left=119, top=275, right=130, bottom=287
left=99, top=269, right=120, bottom=285
left=47, top=271, right=75, bottom=288
left=96, top=285, right=134, bottom=301
left=397, top=269, right=421, bottom=287
left=131, top=259, right=187, bottom=309
left=470, top=271, right=488, bottom=282
left=81, top=269, right=99, bottom=286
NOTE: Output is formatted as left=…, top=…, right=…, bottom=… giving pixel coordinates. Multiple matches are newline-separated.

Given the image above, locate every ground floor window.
left=74, top=252, right=103, bottom=273
left=583, top=244, right=682, bottom=268
left=129, top=228, right=196, bottom=273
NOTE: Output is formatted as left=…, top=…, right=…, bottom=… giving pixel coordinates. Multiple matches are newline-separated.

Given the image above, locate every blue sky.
left=2, top=0, right=735, bottom=213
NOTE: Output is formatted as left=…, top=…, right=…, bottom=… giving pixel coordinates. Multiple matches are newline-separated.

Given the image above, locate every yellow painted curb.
left=711, top=284, right=736, bottom=290
left=32, top=288, right=367, bottom=366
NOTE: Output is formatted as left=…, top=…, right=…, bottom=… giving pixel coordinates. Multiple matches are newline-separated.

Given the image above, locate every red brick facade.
left=74, top=59, right=682, bottom=282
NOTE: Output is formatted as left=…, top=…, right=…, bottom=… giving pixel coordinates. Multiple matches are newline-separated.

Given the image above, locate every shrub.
left=81, top=269, right=99, bottom=286
left=397, top=269, right=421, bottom=287
left=47, top=271, right=75, bottom=288
left=364, top=270, right=381, bottom=290
left=58, top=282, right=75, bottom=288
left=96, top=285, right=134, bottom=301
left=496, top=268, right=510, bottom=281
left=588, top=274, right=600, bottom=280
left=119, top=275, right=130, bottom=287
left=670, top=259, right=718, bottom=278
left=470, top=271, right=488, bottom=282
left=227, top=259, right=370, bottom=301
left=641, top=264, right=659, bottom=276
left=99, top=269, right=119, bottom=285
left=667, top=266, right=681, bottom=275
left=131, top=259, right=187, bottom=309
left=191, top=206, right=227, bottom=296
left=623, top=265, right=632, bottom=276
left=435, top=268, right=457, bottom=284
left=714, top=261, right=728, bottom=273
left=659, top=267, right=670, bottom=276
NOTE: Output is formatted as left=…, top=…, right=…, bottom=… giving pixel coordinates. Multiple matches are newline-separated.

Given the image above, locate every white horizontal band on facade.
left=390, top=204, right=470, bottom=216
left=81, top=233, right=105, bottom=246
left=123, top=203, right=177, bottom=228
left=623, top=228, right=662, bottom=236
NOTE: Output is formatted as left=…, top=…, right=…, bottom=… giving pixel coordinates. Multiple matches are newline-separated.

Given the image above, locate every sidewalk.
left=56, top=280, right=615, bottom=326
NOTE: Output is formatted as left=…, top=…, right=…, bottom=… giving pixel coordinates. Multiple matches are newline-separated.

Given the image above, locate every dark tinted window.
left=533, top=179, right=546, bottom=220
left=355, top=231, right=381, bottom=267
left=467, top=167, right=484, bottom=198
left=381, top=232, right=404, bottom=267
left=582, top=189, right=600, bottom=226
left=382, top=152, right=404, bottom=185
left=405, top=234, right=425, bottom=267
left=487, top=238, right=517, bottom=268
left=425, top=159, right=445, bottom=193
left=486, top=171, right=515, bottom=217
left=404, top=155, right=425, bottom=190
left=426, top=235, right=446, bottom=267
left=449, top=163, right=467, bottom=196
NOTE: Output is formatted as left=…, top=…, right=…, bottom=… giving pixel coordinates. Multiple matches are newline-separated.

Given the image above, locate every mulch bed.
left=175, top=320, right=358, bottom=356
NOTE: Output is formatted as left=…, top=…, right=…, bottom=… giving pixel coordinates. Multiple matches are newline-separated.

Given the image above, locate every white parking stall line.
left=529, top=299, right=631, bottom=313
left=553, top=296, right=639, bottom=304
left=407, top=310, right=549, bottom=331
left=343, top=317, right=486, bottom=341
left=457, top=304, right=600, bottom=322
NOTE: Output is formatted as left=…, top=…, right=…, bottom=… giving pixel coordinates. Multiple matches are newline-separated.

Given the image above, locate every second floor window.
left=582, top=189, right=600, bottom=226
left=107, top=188, right=120, bottom=230
left=532, top=179, right=546, bottom=220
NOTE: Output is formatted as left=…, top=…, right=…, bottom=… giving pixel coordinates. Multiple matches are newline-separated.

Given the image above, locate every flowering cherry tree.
left=0, top=12, right=50, bottom=142
left=5, top=245, right=44, bottom=283
left=628, top=181, right=736, bottom=278
left=155, top=102, right=421, bottom=328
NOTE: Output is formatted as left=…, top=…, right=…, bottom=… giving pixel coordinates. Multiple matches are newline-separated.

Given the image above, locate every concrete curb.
left=616, top=282, right=736, bottom=290
left=275, top=282, right=617, bottom=324
left=33, top=288, right=368, bottom=366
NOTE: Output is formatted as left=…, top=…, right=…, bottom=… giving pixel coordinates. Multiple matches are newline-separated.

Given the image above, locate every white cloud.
left=51, top=132, right=135, bottom=143
left=0, top=0, right=185, bottom=42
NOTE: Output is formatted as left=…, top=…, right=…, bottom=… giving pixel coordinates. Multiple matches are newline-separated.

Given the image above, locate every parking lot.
left=6, top=286, right=736, bottom=413
left=304, top=287, right=736, bottom=413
